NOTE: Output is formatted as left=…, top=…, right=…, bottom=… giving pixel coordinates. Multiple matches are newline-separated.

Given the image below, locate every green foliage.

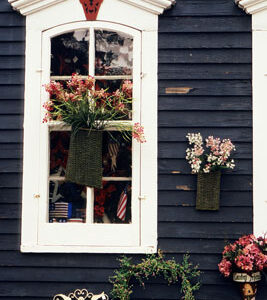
left=109, top=250, right=201, bottom=300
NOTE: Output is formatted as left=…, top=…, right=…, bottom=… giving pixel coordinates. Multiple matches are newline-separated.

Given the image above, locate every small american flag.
left=117, top=186, right=128, bottom=221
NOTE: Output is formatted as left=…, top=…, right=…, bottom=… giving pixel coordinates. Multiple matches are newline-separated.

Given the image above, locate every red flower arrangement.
left=218, top=234, right=267, bottom=277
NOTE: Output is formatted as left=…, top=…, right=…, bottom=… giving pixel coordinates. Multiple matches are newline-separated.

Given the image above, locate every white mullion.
left=86, top=187, right=94, bottom=224
left=85, top=27, right=96, bottom=225
left=51, top=75, right=132, bottom=81
left=89, top=27, right=95, bottom=76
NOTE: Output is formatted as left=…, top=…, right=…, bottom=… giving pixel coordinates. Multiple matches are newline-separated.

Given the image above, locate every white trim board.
left=237, top=1, right=267, bottom=236
left=236, top=0, right=267, bottom=14
left=8, top=0, right=175, bottom=15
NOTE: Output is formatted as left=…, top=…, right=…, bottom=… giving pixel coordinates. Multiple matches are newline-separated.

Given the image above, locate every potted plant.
left=186, top=133, right=236, bottom=210
left=43, top=73, right=145, bottom=188
left=218, top=234, right=267, bottom=300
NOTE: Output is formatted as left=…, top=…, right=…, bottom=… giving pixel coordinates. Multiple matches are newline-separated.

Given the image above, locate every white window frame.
left=39, top=22, right=142, bottom=250
left=236, top=0, right=267, bottom=236
left=9, top=0, right=175, bottom=253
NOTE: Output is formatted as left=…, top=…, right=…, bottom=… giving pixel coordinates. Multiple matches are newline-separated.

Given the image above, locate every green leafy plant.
left=109, top=250, right=200, bottom=300
left=43, top=73, right=146, bottom=142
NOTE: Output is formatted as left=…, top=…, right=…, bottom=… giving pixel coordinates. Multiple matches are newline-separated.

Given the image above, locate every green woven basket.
left=65, top=129, right=103, bottom=189
left=196, top=170, right=221, bottom=211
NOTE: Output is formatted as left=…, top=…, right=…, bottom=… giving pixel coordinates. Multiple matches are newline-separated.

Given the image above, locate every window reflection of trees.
left=95, top=30, right=133, bottom=76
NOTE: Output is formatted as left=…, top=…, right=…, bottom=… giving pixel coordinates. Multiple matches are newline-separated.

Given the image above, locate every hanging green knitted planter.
left=65, top=129, right=103, bottom=189
left=196, top=170, right=221, bottom=211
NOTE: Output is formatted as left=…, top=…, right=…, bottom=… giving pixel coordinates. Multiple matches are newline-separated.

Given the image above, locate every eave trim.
left=236, top=0, right=267, bottom=14
left=8, top=0, right=175, bottom=16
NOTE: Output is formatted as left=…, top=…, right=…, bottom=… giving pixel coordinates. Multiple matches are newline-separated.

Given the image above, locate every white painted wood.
left=86, top=188, right=94, bottom=224
left=36, top=22, right=142, bottom=249
left=140, top=30, right=158, bottom=249
left=236, top=0, right=267, bottom=14
left=20, top=27, right=43, bottom=249
left=16, top=0, right=159, bottom=253
left=50, top=75, right=132, bottom=80
left=252, top=30, right=267, bottom=236
left=21, top=0, right=158, bottom=32
left=89, top=27, right=95, bottom=77
left=9, top=0, right=174, bottom=16
left=21, top=244, right=156, bottom=253
left=237, top=4, right=267, bottom=236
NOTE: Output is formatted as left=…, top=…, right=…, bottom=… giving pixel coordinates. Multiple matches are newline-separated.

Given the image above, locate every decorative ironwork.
left=79, top=0, right=104, bottom=20
left=53, top=290, right=108, bottom=300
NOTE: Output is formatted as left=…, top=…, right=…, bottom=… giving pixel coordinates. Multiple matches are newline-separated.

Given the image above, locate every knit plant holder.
left=65, top=129, right=103, bottom=189
left=196, top=170, right=221, bottom=211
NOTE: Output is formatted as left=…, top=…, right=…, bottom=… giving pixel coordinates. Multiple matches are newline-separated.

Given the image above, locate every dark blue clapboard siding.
left=0, top=0, right=262, bottom=300
left=157, top=0, right=256, bottom=299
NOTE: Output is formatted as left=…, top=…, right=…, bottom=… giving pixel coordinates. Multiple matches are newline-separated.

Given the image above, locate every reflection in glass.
left=50, top=131, right=70, bottom=176
left=95, top=30, right=133, bottom=76
left=48, top=129, right=132, bottom=224
left=94, top=181, right=131, bottom=224
left=96, top=79, right=123, bottom=93
left=51, top=30, right=89, bottom=76
left=49, top=181, right=87, bottom=223
left=102, top=131, right=132, bottom=177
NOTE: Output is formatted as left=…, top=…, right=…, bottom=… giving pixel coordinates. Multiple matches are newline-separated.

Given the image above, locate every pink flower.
left=194, top=145, right=204, bottom=156
left=218, top=259, right=232, bottom=277
left=206, top=136, right=221, bottom=153
left=235, top=255, right=254, bottom=271
left=113, top=89, right=122, bottom=99
left=42, top=112, right=52, bottom=123
left=84, top=75, right=95, bottom=90
left=64, top=92, right=76, bottom=102
left=133, top=123, right=146, bottom=143
left=43, top=100, right=53, bottom=111
left=44, top=81, right=62, bottom=96
left=122, top=80, right=133, bottom=98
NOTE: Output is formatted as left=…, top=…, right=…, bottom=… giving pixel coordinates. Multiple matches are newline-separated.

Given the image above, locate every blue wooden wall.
left=0, top=0, right=265, bottom=299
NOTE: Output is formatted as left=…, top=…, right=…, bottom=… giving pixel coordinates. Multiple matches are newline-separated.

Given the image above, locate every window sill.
left=20, top=244, right=157, bottom=254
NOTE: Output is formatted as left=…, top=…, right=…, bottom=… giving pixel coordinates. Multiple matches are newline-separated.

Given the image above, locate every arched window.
left=8, top=0, right=174, bottom=253
left=39, top=22, right=142, bottom=248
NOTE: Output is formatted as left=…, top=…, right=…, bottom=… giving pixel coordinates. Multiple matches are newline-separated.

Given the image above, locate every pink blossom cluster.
left=132, top=123, right=146, bottom=143
left=218, top=234, right=267, bottom=277
left=42, top=73, right=146, bottom=143
left=42, top=73, right=133, bottom=122
left=121, top=80, right=133, bottom=98
left=186, top=133, right=235, bottom=174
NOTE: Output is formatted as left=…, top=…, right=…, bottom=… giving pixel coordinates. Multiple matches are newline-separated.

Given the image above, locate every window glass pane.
left=102, top=131, right=132, bottom=178
left=51, top=30, right=89, bottom=76
left=96, top=79, right=123, bottom=92
left=49, top=131, right=87, bottom=223
left=48, top=131, right=132, bottom=224
left=49, top=180, right=87, bottom=223
left=95, top=131, right=132, bottom=224
left=95, top=30, right=133, bottom=76
left=96, top=79, right=132, bottom=120
left=50, top=131, right=70, bottom=176
left=94, top=181, right=131, bottom=224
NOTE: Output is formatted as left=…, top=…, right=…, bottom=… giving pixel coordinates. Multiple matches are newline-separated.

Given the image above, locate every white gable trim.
left=236, top=1, right=267, bottom=236
left=236, top=0, right=267, bottom=14
left=8, top=0, right=66, bottom=15
left=9, top=0, right=175, bottom=15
